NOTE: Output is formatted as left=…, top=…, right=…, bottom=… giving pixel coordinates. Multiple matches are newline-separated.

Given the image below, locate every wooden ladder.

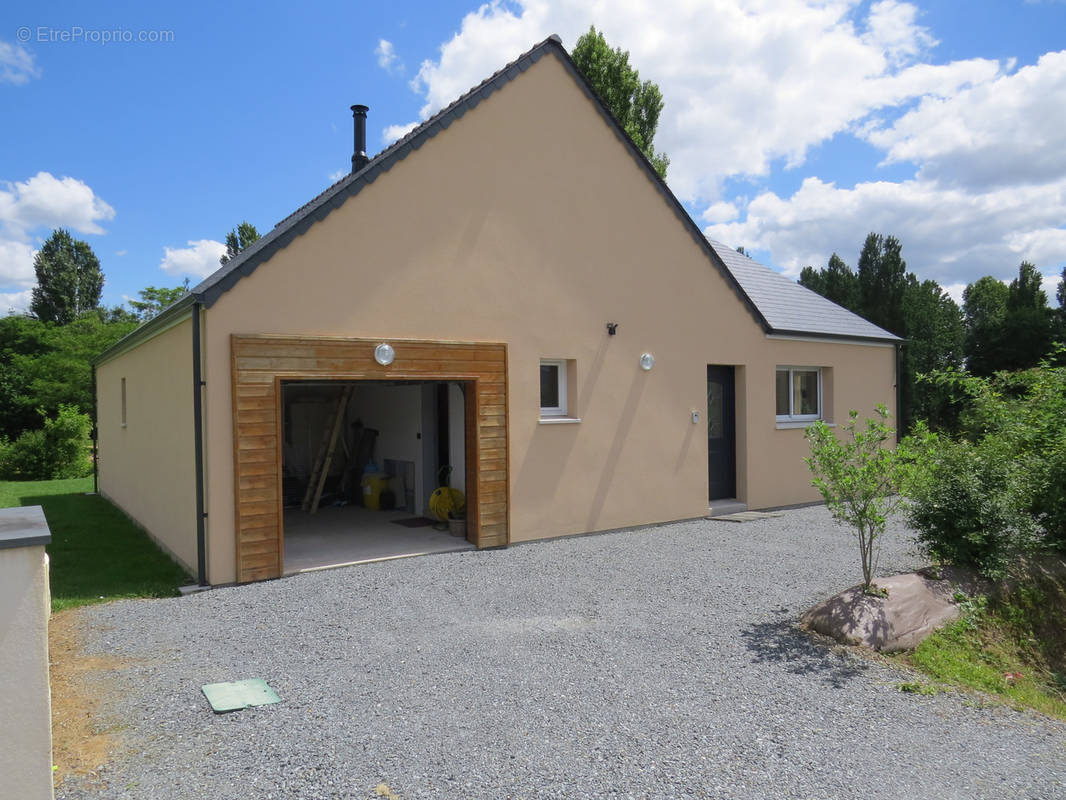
left=302, top=385, right=354, bottom=514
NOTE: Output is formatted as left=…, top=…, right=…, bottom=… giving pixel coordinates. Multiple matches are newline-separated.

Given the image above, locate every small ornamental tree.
left=805, top=405, right=903, bottom=592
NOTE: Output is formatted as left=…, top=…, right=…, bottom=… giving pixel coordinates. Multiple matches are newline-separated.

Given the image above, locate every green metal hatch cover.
left=201, top=678, right=281, bottom=714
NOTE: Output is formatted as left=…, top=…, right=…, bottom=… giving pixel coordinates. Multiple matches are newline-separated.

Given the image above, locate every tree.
left=0, top=312, right=137, bottom=439
left=219, top=221, right=260, bottom=265
left=962, top=276, right=1009, bottom=376
left=1057, top=267, right=1066, bottom=345
left=571, top=26, right=670, bottom=177
left=800, top=253, right=860, bottom=311
left=856, top=233, right=907, bottom=335
left=127, top=279, right=190, bottom=322
left=805, top=406, right=904, bottom=591
left=801, top=235, right=962, bottom=432
left=1000, top=262, right=1054, bottom=371
left=901, top=277, right=965, bottom=430
left=29, top=229, right=104, bottom=324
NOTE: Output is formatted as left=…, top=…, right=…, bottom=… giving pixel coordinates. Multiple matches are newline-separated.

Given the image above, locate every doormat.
left=710, top=511, right=786, bottom=523
left=202, top=678, right=281, bottom=714
left=391, top=517, right=435, bottom=528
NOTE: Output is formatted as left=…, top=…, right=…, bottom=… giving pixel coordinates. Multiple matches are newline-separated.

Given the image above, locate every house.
left=93, top=35, right=899, bottom=586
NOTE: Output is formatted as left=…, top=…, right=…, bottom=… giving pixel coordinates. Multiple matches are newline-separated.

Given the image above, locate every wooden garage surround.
left=231, top=334, right=509, bottom=583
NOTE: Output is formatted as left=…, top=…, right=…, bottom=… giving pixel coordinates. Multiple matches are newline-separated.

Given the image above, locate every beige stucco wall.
left=199, top=52, right=896, bottom=583
left=96, top=317, right=198, bottom=575
left=0, top=526, right=54, bottom=799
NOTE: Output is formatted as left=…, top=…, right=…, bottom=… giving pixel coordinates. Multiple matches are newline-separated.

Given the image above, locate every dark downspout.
left=192, top=303, right=208, bottom=586
left=895, top=341, right=903, bottom=443
left=91, top=364, right=99, bottom=494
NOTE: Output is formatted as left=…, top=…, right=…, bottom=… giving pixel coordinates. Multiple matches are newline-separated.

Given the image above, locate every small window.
left=776, top=367, right=820, bottom=421
left=540, top=360, right=567, bottom=417
left=121, top=377, right=127, bottom=426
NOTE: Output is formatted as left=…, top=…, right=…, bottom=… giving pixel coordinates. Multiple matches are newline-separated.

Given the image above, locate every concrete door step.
left=711, top=510, right=787, bottom=523
left=706, top=499, right=748, bottom=518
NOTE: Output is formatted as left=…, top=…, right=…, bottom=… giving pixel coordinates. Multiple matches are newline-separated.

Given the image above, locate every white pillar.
left=0, top=505, right=55, bottom=800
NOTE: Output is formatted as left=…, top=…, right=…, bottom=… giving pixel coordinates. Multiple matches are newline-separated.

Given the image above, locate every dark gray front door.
left=707, top=365, right=736, bottom=500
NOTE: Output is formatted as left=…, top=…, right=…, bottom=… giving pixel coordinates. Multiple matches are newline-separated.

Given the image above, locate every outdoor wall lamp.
left=606, top=322, right=618, bottom=336
left=374, top=343, right=395, bottom=366
left=640, top=353, right=655, bottom=371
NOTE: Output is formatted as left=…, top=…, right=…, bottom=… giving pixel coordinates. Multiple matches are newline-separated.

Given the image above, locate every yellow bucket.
left=361, top=474, right=391, bottom=510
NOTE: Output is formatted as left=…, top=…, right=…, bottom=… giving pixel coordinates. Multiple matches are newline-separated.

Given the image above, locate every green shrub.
left=0, top=404, right=93, bottom=480
left=902, top=359, right=1066, bottom=576
left=904, top=430, right=1040, bottom=578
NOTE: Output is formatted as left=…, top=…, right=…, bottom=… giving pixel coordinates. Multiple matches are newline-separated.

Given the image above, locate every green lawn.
left=1, top=478, right=192, bottom=611
left=895, top=575, right=1066, bottom=720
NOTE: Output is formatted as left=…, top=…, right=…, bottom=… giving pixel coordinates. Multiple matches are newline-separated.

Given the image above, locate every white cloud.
left=382, top=121, right=419, bottom=145
left=704, top=175, right=1066, bottom=286
left=394, top=0, right=1002, bottom=203
left=0, top=289, right=32, bottom=315
left=700, top=201, right=739, bottom=224
left=862, top=0, right=936, bottom=67
left=1041, top=274, right=1062, bottom=307
left=0, top=40, right=40, bottom=85
left=0, top=171, right=116, bottom=304
left=385, top=1, right=1064, bottom=293
left=0, top=239, right=36, bottom=289
left=0, top=171, right=116, bottom=236
left=941, top=282, right=969, bottom=305
left=328, top=169, right=347, bottom=183
left=375, top=39, right=403, bottom=74
left=160, top=239, right=227, bottom=277
left=866, top=50, right=1066, bottom=190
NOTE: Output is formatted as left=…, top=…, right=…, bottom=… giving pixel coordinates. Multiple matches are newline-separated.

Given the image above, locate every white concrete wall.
left=0, top=506, right=54, bottom=800
left=96, top=316, right=197, bottom=574
left=350, top=384, right=424, bottom=513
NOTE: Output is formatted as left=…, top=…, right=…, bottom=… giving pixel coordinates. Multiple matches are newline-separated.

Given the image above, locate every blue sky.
left=2, top=0, right=1064, bottom=313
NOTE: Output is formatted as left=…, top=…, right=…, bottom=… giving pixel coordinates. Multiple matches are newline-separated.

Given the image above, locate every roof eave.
left=92, top=292, right=199, bottom=366
left=767, top=327, right=902, bottom=344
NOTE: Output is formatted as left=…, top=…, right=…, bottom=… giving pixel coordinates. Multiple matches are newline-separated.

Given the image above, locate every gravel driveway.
left=58, top=507, right=1065, bottom=799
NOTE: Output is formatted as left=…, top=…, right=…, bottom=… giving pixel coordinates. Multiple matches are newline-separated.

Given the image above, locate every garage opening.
left=280, top=379, right=474, bottom=573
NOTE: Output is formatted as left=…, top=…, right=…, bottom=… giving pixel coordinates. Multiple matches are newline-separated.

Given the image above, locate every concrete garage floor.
left=282, top=505, right=474, bottom=574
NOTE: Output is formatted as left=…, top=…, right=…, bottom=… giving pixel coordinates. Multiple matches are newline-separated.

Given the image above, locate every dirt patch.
left=49, top=609, right=132, bottom=791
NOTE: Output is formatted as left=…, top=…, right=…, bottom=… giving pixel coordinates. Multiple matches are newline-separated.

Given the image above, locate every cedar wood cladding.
left=231, top=334, right=508, bottom=583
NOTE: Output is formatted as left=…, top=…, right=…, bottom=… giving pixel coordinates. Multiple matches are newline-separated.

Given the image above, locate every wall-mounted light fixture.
left=606, top=322, right=618, bottom=336
left=640, top=353, right=655, bottom=371
left=691, top=410, right=700, bottom=424
left=374, top=343, right=395, bottom=366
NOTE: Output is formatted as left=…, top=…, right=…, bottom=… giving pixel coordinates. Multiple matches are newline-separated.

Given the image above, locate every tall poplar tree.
left=571, top=26, right=670, bottom=178
left=29, top=229, right=104, bottom=324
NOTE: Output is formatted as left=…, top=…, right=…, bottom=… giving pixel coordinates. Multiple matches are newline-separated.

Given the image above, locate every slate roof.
left=706, top=240, right=899, bottom=342
left=96, top=35, right=897, bottom=364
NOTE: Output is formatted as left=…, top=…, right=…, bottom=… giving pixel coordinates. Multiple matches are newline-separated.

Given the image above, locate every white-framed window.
left=540, top=360, right=567, bottom=417
left=776, top=367, right=821, bottom=422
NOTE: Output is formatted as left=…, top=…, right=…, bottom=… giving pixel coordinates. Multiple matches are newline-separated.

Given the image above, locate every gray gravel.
left=59, top=507, right=1065, bottom=799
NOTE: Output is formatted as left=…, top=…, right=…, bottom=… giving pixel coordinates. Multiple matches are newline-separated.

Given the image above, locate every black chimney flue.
left=351, top=104, right=369, bottom=172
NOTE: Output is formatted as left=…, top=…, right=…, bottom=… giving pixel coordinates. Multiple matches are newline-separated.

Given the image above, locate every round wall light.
left=640, top=352, right=655, bottom=371
left=374, top=343, right=395, bottom=366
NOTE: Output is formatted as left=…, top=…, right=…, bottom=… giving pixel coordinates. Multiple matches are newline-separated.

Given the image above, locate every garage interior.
left=281, top=379, right=475, bottom=574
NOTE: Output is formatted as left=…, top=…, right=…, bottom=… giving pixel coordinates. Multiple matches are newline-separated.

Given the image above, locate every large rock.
left=801, top=573, right=960, bottom=652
